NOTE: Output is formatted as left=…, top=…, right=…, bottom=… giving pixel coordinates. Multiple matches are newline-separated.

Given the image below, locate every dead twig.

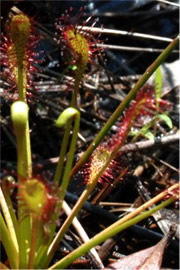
left=77, top=26, right=173, bottom=43
left=96, top=44, right=179, bottom=54
left=119, top=134, right=179, bottom=153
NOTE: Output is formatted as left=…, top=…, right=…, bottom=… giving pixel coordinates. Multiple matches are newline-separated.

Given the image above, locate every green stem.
left=71, top=74, right=81, bottom=107
left=16, top=117, right=32, bottom=180
left=47, top=77, right=152, bottom=260
left=0, top=213, right=19, bottom=269
left=18, top=218, right=31, bottom=269
left=35, top=108, right=80, bottom=269
left=54, top=120, right=72, bottom=185
left=18, top=64, right=26, bottom=102
left=45, top=189, right=90, bottom=267
left=11, top=101, right=32, bottom=268
left=27, top=216, right=39, bottom=269
left=59, top=111, right=80, bottom=202
left=0, top=187, right=19, bottom=253
left=46, top=181, right=179, bottom=268
left=23, top=121, right=32, bottom=178
left=11, top=101, right=32, bottom=179
left=35, top=220, right=45, bottom=252
left=49, top=197, right=176, bottom=269
left=1, top=178, right=19, bottom=233
left=46, top=132, right=137, bottom=266
left=71, top=36, right=179, bottom=177
left=16, top=135, right=26, bottom=178
left=54, top=108, right=80, bottom=200
left=18, top=119, right=32, bottom=269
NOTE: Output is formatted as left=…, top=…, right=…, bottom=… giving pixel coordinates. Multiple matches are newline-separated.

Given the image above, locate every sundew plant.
left=0, top=6, right=179, bottom=270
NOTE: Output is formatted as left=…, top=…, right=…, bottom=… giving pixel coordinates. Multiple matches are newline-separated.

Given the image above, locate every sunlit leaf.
left=132, top=118, right=155, bottom=141
left=157, top=114, right=173, bottom=129
left=143, top=131, right=154, bottom=140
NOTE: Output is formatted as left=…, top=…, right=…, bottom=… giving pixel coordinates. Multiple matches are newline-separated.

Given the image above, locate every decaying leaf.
left=103, top=225, right=177, bottom=270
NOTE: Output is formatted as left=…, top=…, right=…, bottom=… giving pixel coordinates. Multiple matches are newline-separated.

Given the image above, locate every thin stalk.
left=18, top=64, right=26, bottom=102
left=46, top=182, right=178, bottom=267
left=23, top=121, right=32, bottom=178
left=16, top=131, right=32, bottom=268
left=1, top=179, right=19, bottom=232
left=18, top=218, right=31, bottom=269
left=46, top=189, right=91, bottom=267
left=0, top=213, right=19, bottom=269
left=18, top=63, right=26, bottom=102
left=19, top=120, right=32, bottom=269
left=35, top=108, right=80, bottom=269
left=13, top=131, right=30, bottom=268
left=11, top=101, right=32, bottom=269
left=35, top=242, right=50, bottom=269
left=44, top=82, right=178, bottom=266
left=49, top=196, right=176, bottom=269
left=0, top=187, right=19, bottom=253
left=35, top=220, right=45, bottom=251
left=54, top=119, right=72, bottom=185
left=71, top=76, right=80, bottom=107
left=11, top=102, right=32, bottom=179
left=62, top=200, right=104, bottom=268
left=71, top=36, right=179, bottom=177
left=46, top=136, right=138, bottom=266
left=104, top=183, right=179, bottom=232
left=17, top=135, right=26, bottom=178
left=59, top=112, right=80, bottom=203
left=48, top=110, right=135, bottom=262
left=27, top=216, right=39, bottom=269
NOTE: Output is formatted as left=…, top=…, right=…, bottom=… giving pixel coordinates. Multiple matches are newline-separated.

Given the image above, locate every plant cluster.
left=0, top=9, right=179, bottom=270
